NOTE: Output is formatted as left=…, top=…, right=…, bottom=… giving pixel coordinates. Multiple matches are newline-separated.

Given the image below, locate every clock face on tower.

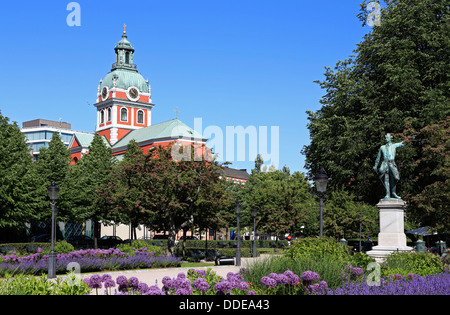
left=101, top=87, right=109, bottom=101
left=127, top=87, right=139, bottom=101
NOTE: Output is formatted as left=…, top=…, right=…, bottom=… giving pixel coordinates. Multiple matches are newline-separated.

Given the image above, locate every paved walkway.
left=77, top=256, right=274, bottom=294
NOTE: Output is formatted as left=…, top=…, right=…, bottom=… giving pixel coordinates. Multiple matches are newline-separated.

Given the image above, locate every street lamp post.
left=359, top=212, right=363, bottom=252
left=314, top=167, right=329, bottom=236
left=252, top=207, right=258, bottom=258
left=235, top=201, right=241, bottom=266
left=47, top=181, right=59, bottom=279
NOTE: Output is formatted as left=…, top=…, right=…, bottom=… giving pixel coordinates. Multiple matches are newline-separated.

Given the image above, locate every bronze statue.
left=373, top=133, right=405, bottom=200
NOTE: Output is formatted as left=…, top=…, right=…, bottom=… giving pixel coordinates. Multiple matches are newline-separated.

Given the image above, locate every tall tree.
left=99, top=143, right=229, bottom=254
left=302, top=0, right=449, bottom=206
left=0, top=114, right=38, bottom=230
left=403, top=117, right=449, bottom=232
left=243, top=167, right=315, bottom=238
left=62, top=133, right=115, bottom=247
left=34, top=132, right=71, bottom=221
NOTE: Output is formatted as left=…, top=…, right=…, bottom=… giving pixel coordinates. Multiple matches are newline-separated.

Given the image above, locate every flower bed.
left=84, top=267, right=450, bottom=295
left=0, top=247, right=182, bottom=276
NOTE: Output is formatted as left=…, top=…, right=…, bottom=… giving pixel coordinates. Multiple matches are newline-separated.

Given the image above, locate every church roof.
left=70, top=132, right=110, bottom=149
left=222, top=166, right=250, bottom=181
left=112, top=119, right=206, bottom=150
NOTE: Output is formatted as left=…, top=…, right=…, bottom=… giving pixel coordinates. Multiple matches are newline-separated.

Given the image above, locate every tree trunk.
left=167, top=218, right=177, bottom=256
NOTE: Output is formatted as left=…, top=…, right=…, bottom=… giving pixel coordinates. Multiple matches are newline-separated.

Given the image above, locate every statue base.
left=367, top=199, right=412, bottom=262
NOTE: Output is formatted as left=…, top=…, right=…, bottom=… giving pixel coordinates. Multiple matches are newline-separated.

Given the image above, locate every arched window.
left=137, top=110, right=144, bottom=124
left=121, top=108, right=128, bottom=122
left=100, top=110, right=105, bottom=124
left=125, top=52, right=130, bottom=64
left=107, top=108, right=111, bottom=122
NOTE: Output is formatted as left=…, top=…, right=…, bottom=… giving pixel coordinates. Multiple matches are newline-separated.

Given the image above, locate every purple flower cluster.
left=340, top=264, right=365, bottom=282
left=84, top=274, right=165, bottom=295
left=0, top=248, right=182, bottom=276
left=321, top=272, right=450, bottom=295
left=162, top=272, right=193, bottom=295
left=261, top=270, right=301, bottom=289
left=214, top=272, right=252, bottom=295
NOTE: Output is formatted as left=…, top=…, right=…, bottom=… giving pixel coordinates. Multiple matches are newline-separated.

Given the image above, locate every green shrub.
left=0, top=273, right=90, bottom=295
left=350, top=252, right=376, bottom=270
left=54, top=241, right=75, bottom=254
left=284, top=236, right=351, bottom=264
left=381, top=252, right=444, bottom=278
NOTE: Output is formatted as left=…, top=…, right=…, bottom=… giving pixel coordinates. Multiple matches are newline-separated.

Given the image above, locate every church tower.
left=95, top=26, right=154, bottom=145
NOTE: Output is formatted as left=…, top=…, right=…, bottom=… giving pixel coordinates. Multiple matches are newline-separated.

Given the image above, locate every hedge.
left=0, top=243, right=51, bottom=256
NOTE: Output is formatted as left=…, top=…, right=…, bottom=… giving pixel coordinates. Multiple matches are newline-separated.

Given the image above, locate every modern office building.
left=21, top=119, right=89, bottom=161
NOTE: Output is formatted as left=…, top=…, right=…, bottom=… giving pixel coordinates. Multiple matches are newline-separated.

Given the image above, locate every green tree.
left=62, top=133, right=115, bottom=247
left=243, top=167, right=315, bottom=238
left=0, top=114, right=38, bottom=229
left=403, top=118, right=449, bottom=232
left=99, top=143, right=229, bottom=254
left=34, top=132, right=71, bottom=221
left=322, top=187, right=379, bottom=239
left=302, top=0, right=449, bottom=206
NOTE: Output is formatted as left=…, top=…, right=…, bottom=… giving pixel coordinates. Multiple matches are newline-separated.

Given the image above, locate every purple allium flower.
left=128, top=277, right=139, bottom=289
left=238, top=281, right=249, bottom=291
left=176, top=288, right=192, bottom=295
left=261, top=276, right=277, bottom=288
left=194, top=278, right=210, bottom=292
left=116, top=275, right=128, bottom=286
left=395, top=274, right=403, bottom=280
left=268, top=273, right=278, bottom=279
left=138, top=283, right=149, bottom=294
left=352, top=267, right=364, bottom=277
left=275, top=273, right=289, bottom=285
left=177, top=272, right=186, bottom=279
left=247, top=290, right=256, bottom=295
left=104, top=279, right=116, bottom=289
left=301, top=271, right=320, bottom=281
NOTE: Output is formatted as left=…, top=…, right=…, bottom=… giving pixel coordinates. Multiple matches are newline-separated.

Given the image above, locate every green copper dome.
left=101, top=69, right=149, bottom=93
left=100, top=29, right=149, bottom=93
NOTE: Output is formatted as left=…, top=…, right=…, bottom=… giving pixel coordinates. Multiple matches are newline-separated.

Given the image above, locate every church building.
left=69, top=26, right=207, bottom=164
left=64, top=27, right=249, bottom=241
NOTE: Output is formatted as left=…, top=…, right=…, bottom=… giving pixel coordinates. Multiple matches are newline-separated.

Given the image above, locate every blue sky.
left=0, top=0, right=374, bottom=174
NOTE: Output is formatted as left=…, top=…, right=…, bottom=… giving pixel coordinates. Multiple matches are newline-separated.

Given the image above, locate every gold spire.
left=123, top=24, right=127, bottom=34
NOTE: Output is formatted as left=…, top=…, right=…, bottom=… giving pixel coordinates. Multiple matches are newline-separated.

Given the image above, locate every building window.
left=137, top=110, right=144, bottom=124
left=100, top=110, right=105, bottom=124
left=121, top=108, right=128, bottom=122
left=107, top=108, right=111, bottom=122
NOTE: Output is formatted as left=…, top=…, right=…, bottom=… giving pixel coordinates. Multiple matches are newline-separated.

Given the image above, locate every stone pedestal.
left=367, top=199, right=412, bottom=262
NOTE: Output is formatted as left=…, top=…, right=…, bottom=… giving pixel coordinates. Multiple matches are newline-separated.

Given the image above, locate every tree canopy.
left=302, top=0, right=449, bottom=231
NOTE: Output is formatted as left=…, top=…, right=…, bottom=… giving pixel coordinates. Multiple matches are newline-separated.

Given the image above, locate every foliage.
left=381, top=252, right=444, bottom=278
left=284, top=236, right=351, bottom=265
left=98, top=143, right=229, bottom=255
left=403, top=118, right=450, bottom=231
left=0, top=114, right=38, bottom=229
left=243, top=166, right=315, bottom=237
left=302, top=0, right=449, bottom=208
left=322, top=187, right=378, bottom=239
left=54, top=241, right=75, bottom=255
left=242, top=255, right=347, bottom=290
left=0, top=273, right=90, bottom=295
left=61, top=133, right=116, bottom=241
left=349, top=252, right=376, bottom=270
